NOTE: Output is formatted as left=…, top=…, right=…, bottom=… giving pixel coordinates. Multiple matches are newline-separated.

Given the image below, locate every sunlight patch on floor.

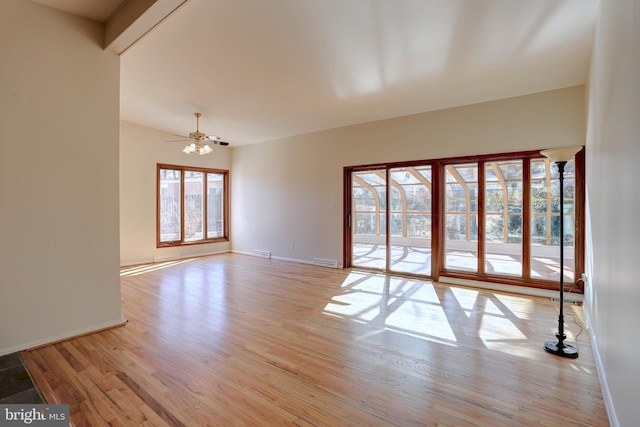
left=325, top=271, right=545, bottom=356
left=120, top=259, right=196, bottom=277
left=386, top=300, right=457, bottom=342
left=327, top=271, right=458, bottom=343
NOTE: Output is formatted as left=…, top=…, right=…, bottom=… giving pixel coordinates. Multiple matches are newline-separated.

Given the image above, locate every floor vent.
left=313, top=258, right=339, bottom=269
left=252, top=249, right=272, bottom=258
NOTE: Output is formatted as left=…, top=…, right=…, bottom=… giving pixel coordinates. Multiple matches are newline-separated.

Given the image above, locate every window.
left=157, top=164, right=228, bottom=246
left=344, top=149, right=585, bottom=292
left=530, top=158, right=576, bottom=282
left=445, top=163, right=479, bottom=272
left=484, top=160, right=523, bottom=277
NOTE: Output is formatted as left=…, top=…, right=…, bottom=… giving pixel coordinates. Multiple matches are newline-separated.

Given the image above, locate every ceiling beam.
left=105, top=0, right=187, bottom=54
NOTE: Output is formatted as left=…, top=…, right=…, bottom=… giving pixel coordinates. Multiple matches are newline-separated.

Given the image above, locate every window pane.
left=406, top=214, right=431, bottom=238
left=159, top=169, right=181, bottom=243
left=389, top=167, right=432, bottom=275
left=445, top=163, right=478, bottom=272
left=484, top=161, right=523, bottom=277
left=352, top=170, right=386, bottom=270
left=390, top=187, right=402, bottom=215
left=353, top=187, right=376, bottom=212
left=446, top=184, right=466, bottom=212
left=530, top=159, right=575, bottom=282
left=485, top=182, right=504, bottom=213
left=405, top=186, right=431, bottom=212
left=184, top=171, right=204, bottom=242
left=355, top=213, right=376, bottom=234
left=207, top=173, right=224, bottom=239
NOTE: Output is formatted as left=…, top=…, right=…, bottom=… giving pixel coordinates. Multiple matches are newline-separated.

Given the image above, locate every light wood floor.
left=22, top=253, right=608, bottom=426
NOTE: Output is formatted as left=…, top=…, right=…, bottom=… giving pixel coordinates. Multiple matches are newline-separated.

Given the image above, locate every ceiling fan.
left=168, top=112, right=230, bottom=155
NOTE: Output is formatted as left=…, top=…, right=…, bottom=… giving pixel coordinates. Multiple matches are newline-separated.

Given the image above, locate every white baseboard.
left=232, top=250, right=342, bottom=269
left=271, top=255, right=313, bottom=265
left=232, top=250, right=256, bottom=257
left=0, top=314, right=127, bottom=357
left=583, top=297, right=619, bottom=427
left=120, top=250, right=231, bottom=267
left=233, top=250, right=308, bottom=265
left=120, top=258, right=154, bottom=267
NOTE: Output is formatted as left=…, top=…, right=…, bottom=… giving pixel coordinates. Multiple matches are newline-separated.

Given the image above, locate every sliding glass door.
left=351, top=169, right=387, bottom=270
left=351, top=167, right=433, bottom=275
left=389, top=167, right=432, bottom=275
left=444, top=163, right=478, bottom=272
left=344, top=149, right=584, bottom=292
left=484, top=160, right=523, bottom=277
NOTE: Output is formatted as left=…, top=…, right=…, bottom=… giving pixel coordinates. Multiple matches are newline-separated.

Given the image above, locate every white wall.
left=584, top=0, right=640, bottom=425
left=231, top=86, right=585, bottom=265
left=120, top=120, right=231, bottom=266
left=0, top=1, right=123, bottom=355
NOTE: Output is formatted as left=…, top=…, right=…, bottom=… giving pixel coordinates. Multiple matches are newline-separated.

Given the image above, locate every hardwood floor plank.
left=21, top=254, right=608, bottom=426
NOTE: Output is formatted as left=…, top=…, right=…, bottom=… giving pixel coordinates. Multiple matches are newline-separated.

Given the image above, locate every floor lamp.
left=540, top=145, right=583, bottom=359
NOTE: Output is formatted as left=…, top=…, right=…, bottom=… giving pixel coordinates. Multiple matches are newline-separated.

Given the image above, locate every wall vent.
left=252, top=249, right=272, bottom=259
left=313, top=258, right=339, bottom=269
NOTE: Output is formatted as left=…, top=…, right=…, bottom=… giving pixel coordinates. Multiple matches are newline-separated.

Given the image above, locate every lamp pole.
left=543, top=160, right=578, bottom=358
left=540, top=146, right=582, bottom=358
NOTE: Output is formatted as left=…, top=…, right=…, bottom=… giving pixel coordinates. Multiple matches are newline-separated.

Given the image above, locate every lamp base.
left=544, top=340, right=579, bottom=358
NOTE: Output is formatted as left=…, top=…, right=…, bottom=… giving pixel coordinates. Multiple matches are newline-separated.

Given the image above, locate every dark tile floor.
left=0, top=352, right=44, bottom=404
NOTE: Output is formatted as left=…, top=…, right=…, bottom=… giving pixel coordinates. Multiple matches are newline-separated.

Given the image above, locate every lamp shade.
left=199, top=145, right=213, bottom=155
left=540, top=146, right=583, bottom=163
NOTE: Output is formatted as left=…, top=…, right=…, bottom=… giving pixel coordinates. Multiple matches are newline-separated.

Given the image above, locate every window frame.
left=157, top=164, right=229, bottom=248
left=343, top=149, right=585, bottom=293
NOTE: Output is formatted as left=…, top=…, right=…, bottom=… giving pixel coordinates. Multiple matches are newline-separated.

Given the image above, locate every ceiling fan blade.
left=210, top=140, right=230, bottom=146
left=165, top=115, right=230, bottom=148
left=166, top=134, right=192, bottom=142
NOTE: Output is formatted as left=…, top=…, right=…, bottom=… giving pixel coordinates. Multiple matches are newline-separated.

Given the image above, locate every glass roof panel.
left=416, top=167, right=432, bottom=182
left=498, top=161, right=523, bottom=180
left=457, top=167, right=478, bottom=182
left=356, top=173, right=386, bottom=186
left=445, top=170, right=456, bottom=183
left=447, top=163, right=478, bottom=182
left=485, top=165, right=499, bottom=181
left=391, top=169, right=420, bottom=185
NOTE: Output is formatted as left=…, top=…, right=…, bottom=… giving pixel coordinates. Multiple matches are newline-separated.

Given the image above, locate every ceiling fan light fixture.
left=183, top=142, right=198, bottom=154
left=174, top=112, right=229, bottom=155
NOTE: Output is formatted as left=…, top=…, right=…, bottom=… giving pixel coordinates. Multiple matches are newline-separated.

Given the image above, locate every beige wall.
left=231, top=86, right=585, bottom=265
left=0, top=1, right=122, bottom=355
left=119, top=120, right=231, bottom=265
left=584, top=0, right=639, bottom=425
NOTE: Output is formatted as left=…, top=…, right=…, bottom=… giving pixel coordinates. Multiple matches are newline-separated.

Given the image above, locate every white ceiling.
left=36, top=0, right=598, bottom=146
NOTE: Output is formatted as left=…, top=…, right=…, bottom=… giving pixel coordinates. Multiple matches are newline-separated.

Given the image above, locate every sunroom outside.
left=350, top=153, right=580, bottom=289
